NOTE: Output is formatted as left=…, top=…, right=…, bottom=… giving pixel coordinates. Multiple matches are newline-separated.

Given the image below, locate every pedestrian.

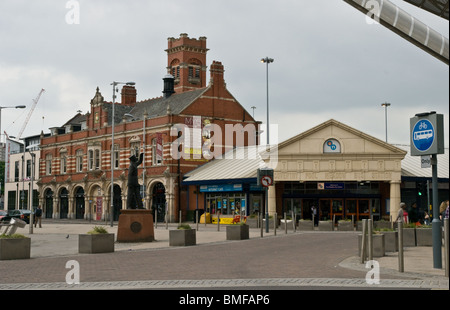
left=445, top=201, right=449, bottom=220
left=408, top=202, right=419, bottom=225
left=395, top=202, right=406, bottom=224
left=34, top=205, right=42, bottom=228
left=439, top=200, right=449, bottom=220
left=311, top=205, right=318, bottom=226
left=423, top=210, right=430, bottom=225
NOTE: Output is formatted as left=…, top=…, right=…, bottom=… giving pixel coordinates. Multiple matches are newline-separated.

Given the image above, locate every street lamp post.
left=261, top=57, right=274, bottom=146
left=261, top=57, right=274, bottom=234
left=110, top=81, right=135, bottom=227
left=381, top=102, right=391, bottom=143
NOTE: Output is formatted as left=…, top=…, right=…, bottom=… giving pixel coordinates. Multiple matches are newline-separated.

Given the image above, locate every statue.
left=127, top=151, right=144, bottom=209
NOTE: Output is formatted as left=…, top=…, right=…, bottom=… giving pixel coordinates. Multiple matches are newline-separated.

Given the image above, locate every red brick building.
left=37, top=34, right=258, bottom=222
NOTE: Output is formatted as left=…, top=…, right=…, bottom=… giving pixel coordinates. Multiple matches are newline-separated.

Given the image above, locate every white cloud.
left=0, top=0, right=448, bottom=147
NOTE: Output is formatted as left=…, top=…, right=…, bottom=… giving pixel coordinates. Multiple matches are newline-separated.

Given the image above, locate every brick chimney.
left=210, top=61, right=225, bottom=87
left=121, top=85, right=137, bottom=106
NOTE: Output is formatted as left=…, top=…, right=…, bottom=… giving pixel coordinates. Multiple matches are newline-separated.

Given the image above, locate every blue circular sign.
left=412, top=119, right=434, bottom=152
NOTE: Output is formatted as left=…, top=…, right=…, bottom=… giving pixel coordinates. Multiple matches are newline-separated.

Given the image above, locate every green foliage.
left=0, top=233, right=27, bottom=239
left=87, top=226, right=109, bottom=234
left=416, top=224, right=432, bottom=229
left=177, top=224, right=192, bottom=230
left=374, top=228, right=395, bottom=232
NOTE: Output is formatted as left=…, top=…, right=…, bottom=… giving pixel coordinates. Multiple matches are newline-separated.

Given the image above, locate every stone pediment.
left=278, top=119, right=406, bottom=157
left=273, top=119, right=407, bottom=182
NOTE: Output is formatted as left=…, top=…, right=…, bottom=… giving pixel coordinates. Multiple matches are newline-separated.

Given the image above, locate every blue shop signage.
left=200, top=184, right=243, bottom=193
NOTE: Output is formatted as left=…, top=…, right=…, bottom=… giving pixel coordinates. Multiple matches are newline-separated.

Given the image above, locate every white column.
left=389, top=180, right=401, bottom=221
left=268, top=184, right=277, bottom=216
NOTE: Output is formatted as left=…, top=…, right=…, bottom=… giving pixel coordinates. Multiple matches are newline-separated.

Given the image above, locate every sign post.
left=258, top=168, right=274, bottom=234
left=410, top=111, right=444, bottom=269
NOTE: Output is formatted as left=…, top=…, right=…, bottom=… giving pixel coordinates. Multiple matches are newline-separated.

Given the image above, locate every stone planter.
left=338, top=221, right=354, bottom=231
left=318, top=221, right=333, bottom=231
left=374, top=221, right=392, bottom=230
left=263, top=218, right=277, bottom=228
left=402, top=228, right=416, bottom=247
left=358, top=233, right=385, bottom=257
left=382, top=231, right=398, bottom=252
left=169, top=229, right=196, bottom=246
left=79, top=233, right=115, bottom=254
left=415, top=228, right=432, bottom=246
left=0, top=237, right=31, bottom=260
left=298, top=220, right=314, bottom=231
left=226, top=224, right=249, bottom=240
left=280, top=219, right=295, bottom=231
left=245, top=217, right=259, bottom=228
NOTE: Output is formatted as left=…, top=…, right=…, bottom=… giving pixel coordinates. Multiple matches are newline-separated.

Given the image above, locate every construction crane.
left=18, top=88, right=45, bottom=139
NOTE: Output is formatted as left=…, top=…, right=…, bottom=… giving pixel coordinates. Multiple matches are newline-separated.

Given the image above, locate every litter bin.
left=193, top=209, right=205, bottom=223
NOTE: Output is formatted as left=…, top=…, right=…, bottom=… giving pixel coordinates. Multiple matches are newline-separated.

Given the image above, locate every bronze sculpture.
left=127, top=152, right=144, bottom=209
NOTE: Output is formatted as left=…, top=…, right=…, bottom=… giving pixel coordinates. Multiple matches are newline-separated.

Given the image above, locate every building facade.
left=184, top=119, right=411, bottom=224
left=37, top=34, right=258, bottom=222
left=4, top=135, right=41, bottom=212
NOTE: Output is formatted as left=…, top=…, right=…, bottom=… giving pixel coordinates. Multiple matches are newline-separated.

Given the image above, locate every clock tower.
left=166, top=33, right=209, bottom=93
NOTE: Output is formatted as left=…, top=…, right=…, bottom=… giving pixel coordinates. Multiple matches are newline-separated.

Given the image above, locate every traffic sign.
left=410, top=112, right=444, bottom=156
left=257, top=168, right=274, bottom=187
left=412, top=119, right=434, bottom=152
left=260, top=175, right=273, bottom=187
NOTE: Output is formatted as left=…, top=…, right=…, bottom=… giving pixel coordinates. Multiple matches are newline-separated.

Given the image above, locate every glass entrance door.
left=283, top=198, right=301, bottom=219
left=319, top=199, right=331, bottom=221
left=332, top=199, right=344, bottom=222
left=319, top=198, right=343, bottom=222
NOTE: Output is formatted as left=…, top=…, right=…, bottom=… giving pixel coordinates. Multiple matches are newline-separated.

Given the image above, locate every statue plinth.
left=117, top=209, right=155, bottom=242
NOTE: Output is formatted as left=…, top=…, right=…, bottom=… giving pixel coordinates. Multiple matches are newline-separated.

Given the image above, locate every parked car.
left=0, top=210, right=7, bottom=222
left=1, top=209, right=33, bottom=224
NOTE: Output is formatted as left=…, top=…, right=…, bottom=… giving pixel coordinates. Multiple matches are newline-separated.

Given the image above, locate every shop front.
left=200, top=183, right=264, bottom=223
left=281, top=181, right=383, bottom=222
left=183, top=146, right=267, bottom=223
left=266, top=120, right=406, bottom=222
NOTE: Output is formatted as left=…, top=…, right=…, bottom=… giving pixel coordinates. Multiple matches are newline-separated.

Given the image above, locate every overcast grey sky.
left=0, top=0, right=448, bottom=147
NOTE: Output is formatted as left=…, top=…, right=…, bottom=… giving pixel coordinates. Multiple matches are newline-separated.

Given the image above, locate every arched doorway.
left=113, top=184, right=122, bottom=221
left=75, top=187, right=85, bottom=219
left=59, top=188, right=69, bottom=219
left=45, top=189, right=53, bottom=219
left=152, top=182, right=166, bottom=222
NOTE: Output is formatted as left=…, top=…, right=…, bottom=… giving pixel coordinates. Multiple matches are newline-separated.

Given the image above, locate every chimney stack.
left=121, top=85, right=137, bottom=106
left=163, top=74, right=175, bottom=98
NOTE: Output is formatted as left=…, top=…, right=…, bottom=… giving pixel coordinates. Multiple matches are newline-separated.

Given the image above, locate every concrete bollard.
left=368, top=219, right=373, bottom=261
left=360, top=219, right=367, bottom=263
left=444, top=218, right=449, bottom=277
left=398, top=221, right=404, bottom=273
left=274, top=212, right=277, bottom=236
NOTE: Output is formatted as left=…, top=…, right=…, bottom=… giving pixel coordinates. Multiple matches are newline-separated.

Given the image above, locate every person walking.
left=395, top=202, right=406, bottom=224
left=311, top=205, right=318, bottom=227
left=439, top=200, right=449, bottom=220
left=34, top=205, right=42, bottom=228
left=408, top=202, right=419, bottom=225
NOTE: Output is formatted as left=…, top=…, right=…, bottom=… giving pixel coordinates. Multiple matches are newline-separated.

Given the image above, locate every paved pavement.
left=0, top=219, right=448, bottom=291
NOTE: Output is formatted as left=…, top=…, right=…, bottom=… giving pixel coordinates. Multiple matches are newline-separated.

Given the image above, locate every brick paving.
left=0, top=221, right=448, bottom=290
